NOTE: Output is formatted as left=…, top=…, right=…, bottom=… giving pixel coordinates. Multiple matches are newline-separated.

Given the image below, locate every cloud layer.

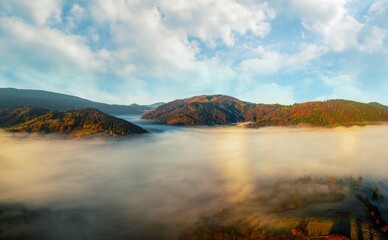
left=0, top=0, right=387, bottom=104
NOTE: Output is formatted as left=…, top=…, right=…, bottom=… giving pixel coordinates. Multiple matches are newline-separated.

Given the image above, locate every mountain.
left=369, top=102, right=388, bottom=110
left=142, top=95, right=388, bottom=127
left=0, top=88, right=157, bottom=115
left=253, top=100, right=388, bottom=127
left=242, top=103, right=283, bottom=122
left=142, top=95, right=255, bottom=125
left=0, top=106, right=148, bottom=137
left=0, top=106, right=51, bottom=128
left=147, top=102, right=166, bottom=108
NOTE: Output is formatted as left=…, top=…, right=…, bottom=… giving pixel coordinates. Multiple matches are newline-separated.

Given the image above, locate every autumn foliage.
left=0, top=106, right=147, bottom=137
left=142, top=95, right=388, bottom=127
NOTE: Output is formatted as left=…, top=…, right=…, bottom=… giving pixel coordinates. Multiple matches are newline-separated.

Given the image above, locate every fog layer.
left=0, top=126, right=387, bottom=239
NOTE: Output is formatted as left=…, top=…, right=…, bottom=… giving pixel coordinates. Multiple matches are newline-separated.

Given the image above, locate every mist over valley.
left=1, top=124, right=388, bottom=239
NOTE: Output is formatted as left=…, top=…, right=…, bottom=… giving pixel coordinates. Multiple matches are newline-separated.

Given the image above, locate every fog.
left=0, top=125, right=388, bottom=239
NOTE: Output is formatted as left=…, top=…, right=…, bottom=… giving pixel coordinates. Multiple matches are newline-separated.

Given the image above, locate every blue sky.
left=0, top=0, right=387, bottom=105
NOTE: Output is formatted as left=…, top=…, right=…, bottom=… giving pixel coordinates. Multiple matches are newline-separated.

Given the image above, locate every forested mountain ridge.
left=253, top=100, right=388, bottom=127
left=0, top=88, right=156, bottom=115
left=142, top=95, right=255, bottom=125
left=142, top=95, right=388, bottom=127
left=0, top=106, right=148, bottom=137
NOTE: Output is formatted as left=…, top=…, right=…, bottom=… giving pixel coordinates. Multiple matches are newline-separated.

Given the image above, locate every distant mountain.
left=146, top=102, right=166, bottom=108
left=142, top=95, right=388, bottom=127
left=0, top=106, right=148, bottom=137
left=0, top=88, right=158, bottom=115
left=369, top=102, right=388, bottom=110
left=253, top=100, right=388, bottom=127
left=142, top=95, right=255, bottom=125
left=0, top=106, right=51, bottom=128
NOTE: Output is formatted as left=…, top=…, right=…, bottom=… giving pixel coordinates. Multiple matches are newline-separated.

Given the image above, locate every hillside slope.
left=142, top=95, right=255, bottom=125
left=0, top=106, right=50, bottom=128
left=0, top=106, right=148, bottom=137
left=142, top=96, right=388, bottom=127
left=253, top=100, right=388, bottom=127
left=0, top=88, right=153, bottom=114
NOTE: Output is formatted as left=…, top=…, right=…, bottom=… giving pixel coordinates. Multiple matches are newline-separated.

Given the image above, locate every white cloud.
left=158, top=0, right=275, bottom=47
left=290, top=0, right=348, bottom=34
left=0, top=0, right=297, bottom=105
left=65, top=4, right=85, bottom=31
left=317, top=75, right=370, bottom=102
left=235, top=82, right=295, bottom=104
left=0, top=0, right=63, bottom=26
left=285, top=44, right=328, bottom=67
left=367, top=0, right=388, bottom=27
left=238, top=44, right=327, bottom=76
left=0, top=16, right=108, bottom=102
left=85, top=0, right=286, bottom=104
left=239, top=46, right=284, bottom=76
left=0, top=17, right=100, bottom=73
left=91, top=1, right=197, bottom=75
left=89, top=0, right=276, bottom=75
left=358, top=26, right=387, bottom=52
left=358, top=1, right=388, bottom=53
left=289, top=0, right=363, bottom=52
left=0, top=0, right=385, bottom=105
left=287, top=0, right=388, bottom=53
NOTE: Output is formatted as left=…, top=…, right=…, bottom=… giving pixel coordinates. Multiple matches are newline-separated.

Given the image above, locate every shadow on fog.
left=0, top=125, right=388, bottom=239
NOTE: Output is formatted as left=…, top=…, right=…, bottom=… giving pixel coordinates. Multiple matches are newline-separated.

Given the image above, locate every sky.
left=0, top=0, right=387, bottom=105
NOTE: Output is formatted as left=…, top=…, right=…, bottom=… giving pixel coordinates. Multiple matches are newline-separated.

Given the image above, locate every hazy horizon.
left=2, top=87, right=388, bottom=106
